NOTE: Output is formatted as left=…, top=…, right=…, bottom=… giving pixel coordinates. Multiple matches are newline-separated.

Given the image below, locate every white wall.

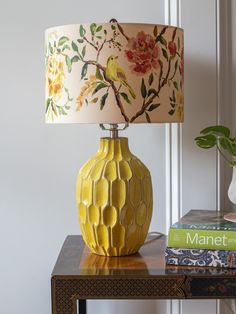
left=0, top=1, right=234, bottom=314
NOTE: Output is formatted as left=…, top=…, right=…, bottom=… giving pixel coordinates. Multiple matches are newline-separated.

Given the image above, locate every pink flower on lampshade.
left=125, top=31, right=159, bottom=75
left=168, top=41, right=177, bottom=55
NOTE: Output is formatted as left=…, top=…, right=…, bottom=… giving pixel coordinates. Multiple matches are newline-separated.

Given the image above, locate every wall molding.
left=165, top=2, right=182, bottom=314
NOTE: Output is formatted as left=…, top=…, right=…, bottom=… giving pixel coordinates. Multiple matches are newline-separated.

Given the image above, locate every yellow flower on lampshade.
left=76, top=75, right=97, bottom=111
left=176, top=91, right=184, bottom=121
left=46, top=56, right=65, bottom=102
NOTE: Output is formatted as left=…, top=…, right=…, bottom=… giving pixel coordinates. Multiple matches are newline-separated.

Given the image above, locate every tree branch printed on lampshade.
left=45, top=22, right=184, bottom=123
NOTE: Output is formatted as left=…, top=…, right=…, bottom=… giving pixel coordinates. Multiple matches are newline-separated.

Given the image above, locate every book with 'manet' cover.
left=168, top=210, right=236, bottom=250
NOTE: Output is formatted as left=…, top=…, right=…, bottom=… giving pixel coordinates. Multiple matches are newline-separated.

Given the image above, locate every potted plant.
left=195, top=125, right=236, bottom=204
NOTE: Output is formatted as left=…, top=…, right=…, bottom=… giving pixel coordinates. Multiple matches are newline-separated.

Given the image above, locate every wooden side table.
left=51, top=235, right=236, bottom=314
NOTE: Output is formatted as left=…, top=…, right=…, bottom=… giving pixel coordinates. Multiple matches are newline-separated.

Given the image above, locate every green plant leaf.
left=145, top=112, right=151, bottom=123
left=72, top=41, right=78, bottom=52
left=65, top=56, right=72, bottom=73
left=71, top=55, right=80, bottom=63
left=81, top=63, right=88, bottom=79
left=149, top=73, right=154, bottom=86
left=82, top=46, right=86, bottom=58
left=148, top=103, right=160, bottom=112
left=219, top=138, right=236, bottom=156
left=201, top=125, right=230, bottom=137
left=162, top=48, right=168, bottom=61
left=92, top=82, right=107, bottom=94
left=96, top=25, right=103, bottom=32
left=100, top=92, right=108, bottom=110
left=120, top=92, right=131, bottom=104
left=79, top=25, right=86, bottom=37
left=141, top=79, right=147, bottom=98
left=195, top=134, right=217, bottom=149
left=58, top=36, right=69, bottom=46
left=90, top=23, right=97, bottom=35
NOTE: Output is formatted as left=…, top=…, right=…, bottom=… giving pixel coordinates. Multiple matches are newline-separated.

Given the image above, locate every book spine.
left=168, top=228, right=236, bottom=250
left=165, top=247, right=236, bottom=268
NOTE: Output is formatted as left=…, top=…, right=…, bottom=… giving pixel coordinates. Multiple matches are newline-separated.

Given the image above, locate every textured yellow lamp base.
left=76, top=137, right=153, bottom=256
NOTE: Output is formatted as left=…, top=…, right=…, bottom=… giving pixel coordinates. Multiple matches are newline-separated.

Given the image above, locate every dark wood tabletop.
left=51, top=235, right=236, bottom=313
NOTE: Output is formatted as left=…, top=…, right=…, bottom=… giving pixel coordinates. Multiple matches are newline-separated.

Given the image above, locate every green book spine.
left=168, top=228, right=236, bottom=250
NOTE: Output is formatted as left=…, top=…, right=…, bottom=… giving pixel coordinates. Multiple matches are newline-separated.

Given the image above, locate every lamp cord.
left=143, top=231, right=165, bottom=246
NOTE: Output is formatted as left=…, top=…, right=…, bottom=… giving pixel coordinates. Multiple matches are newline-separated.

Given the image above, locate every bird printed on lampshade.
left=105, top=55, right=136, bottom=99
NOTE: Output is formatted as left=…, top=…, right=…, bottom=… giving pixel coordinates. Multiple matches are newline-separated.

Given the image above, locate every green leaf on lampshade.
left=96, top=25, right=103, bottom=32
left=160, top=36, right=167, bottom=47
left=148, top=89, right=158, bottom=97
left=92, top=82, right=107, bottom=94
left=77, top=39, right=84, bottom=43
left=100, top=93, right=108, bottom=110
left=79, top=25, right=86, bottom=37
left=65, top=56, right=72, bottom=73
left=178, top=37, right=180, bottom=50
left=141, top=79, right=147, bottom=98
left=162, top=48, right=168, bottom=61
left=120, top=92, right=131, bottom=104
left=153, top=25, right=158, bottom=37
left=71, top=56, right=80, bottom=63
left=91, top=97, right=98, bottom=103
left=148, top=103, right=160, bottom=112
left=173, top=81, right=178, bottom=90
left=90, top=23, right=97, bottom=35
left=81, top=63, right=88, bottom=79
left=168, top=109, right=175, bottom=116
left=72, top=41, right=78, bottom=52
left=95, top=67, right=103, bottom=80
left=58, top=36, right=69, bottom=46
left=82, top=46, right=86, bottom=58
left=149, top=73, right=154, bottom=86
left=45, top=98, right=51, bottom=112
left=145, top=112, right=151, bottom=123
left=174, top=60, right=178, bottom=71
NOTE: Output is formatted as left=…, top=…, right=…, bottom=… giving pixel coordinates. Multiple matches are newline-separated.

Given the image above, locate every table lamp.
left=45, top=20, right=184, bottom=256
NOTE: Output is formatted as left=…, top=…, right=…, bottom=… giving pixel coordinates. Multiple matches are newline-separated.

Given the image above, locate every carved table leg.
left=51, top=278, right=77, bottom=314
left=78, top=300, right=87, bottom=314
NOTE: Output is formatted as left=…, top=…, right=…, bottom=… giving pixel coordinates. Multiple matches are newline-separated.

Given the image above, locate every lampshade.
left=45, top=22, right=184, bottom=124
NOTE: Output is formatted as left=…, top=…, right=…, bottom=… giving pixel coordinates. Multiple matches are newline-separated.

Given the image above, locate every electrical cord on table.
left=143, top=231, right=165, bottom=246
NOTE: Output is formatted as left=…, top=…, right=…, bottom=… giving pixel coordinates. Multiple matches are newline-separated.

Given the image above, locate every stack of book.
left=165, top=210, right=236, bottom=268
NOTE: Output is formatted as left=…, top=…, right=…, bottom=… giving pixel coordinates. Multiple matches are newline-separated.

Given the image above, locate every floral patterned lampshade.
left=45, top=22, right=184, bottom=123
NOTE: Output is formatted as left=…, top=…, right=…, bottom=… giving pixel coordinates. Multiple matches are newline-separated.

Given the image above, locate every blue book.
left=165, top=247, right=236, bottom=268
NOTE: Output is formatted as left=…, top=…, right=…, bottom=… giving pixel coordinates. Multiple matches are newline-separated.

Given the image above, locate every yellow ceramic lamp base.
left=76, top=137, right=153, bottom=256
